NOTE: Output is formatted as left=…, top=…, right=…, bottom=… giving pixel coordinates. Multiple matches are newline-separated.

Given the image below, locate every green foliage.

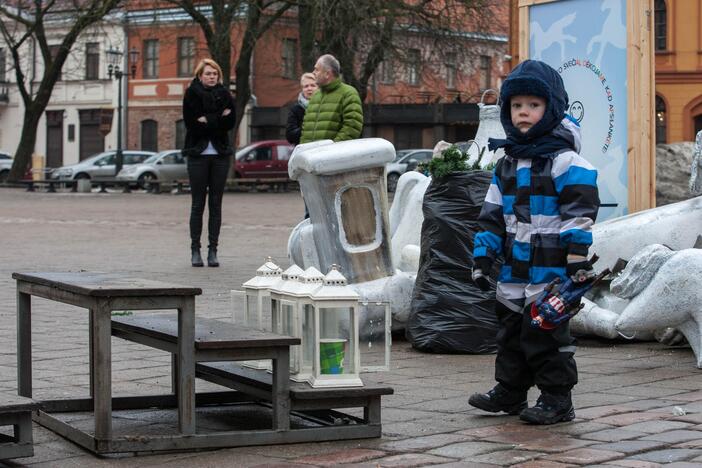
left=422, top=145, right=497, bottom=180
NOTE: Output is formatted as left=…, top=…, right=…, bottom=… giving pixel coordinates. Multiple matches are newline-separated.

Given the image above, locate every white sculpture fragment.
left=689, top=130, right=702, bottom=195
left=613, top=245, right=702, bottom=369
left=466, top=91, right=505, bottom=168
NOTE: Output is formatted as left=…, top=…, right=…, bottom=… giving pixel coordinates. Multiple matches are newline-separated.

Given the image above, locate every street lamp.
left=106, top=46, right=139, bottom=175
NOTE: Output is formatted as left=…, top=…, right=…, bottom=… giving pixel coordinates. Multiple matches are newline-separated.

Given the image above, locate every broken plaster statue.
left=612, top=244, right=702, bottom=369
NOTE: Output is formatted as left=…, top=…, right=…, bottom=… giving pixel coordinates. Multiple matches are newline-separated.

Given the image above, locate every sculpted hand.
left=222, top=109, right=231, bottom=116
left=197, top=116, right=207, bottom=123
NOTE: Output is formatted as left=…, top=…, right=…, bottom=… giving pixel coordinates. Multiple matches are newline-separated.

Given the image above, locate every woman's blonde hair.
left=194, top=58, right=224, bottom=84
left=300, top=72, right=316, bottom=85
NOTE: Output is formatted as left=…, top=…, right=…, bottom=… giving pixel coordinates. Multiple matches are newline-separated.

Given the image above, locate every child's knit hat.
left=499, top=60, right=569, bottom=139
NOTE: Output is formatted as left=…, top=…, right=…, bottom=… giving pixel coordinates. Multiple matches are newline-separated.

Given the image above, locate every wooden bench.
left=112, top=314, right=392, bottom=446
left=0, top=394, right=38, bottom=460
left=112, top=314, right=298, bottom=432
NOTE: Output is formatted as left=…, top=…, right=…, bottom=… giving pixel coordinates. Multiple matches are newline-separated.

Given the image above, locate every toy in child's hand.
left=530, top=255, right=609, bottom=330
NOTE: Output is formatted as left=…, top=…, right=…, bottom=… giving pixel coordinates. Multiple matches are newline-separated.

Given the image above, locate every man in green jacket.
left=300, top=54, right=364, bottom=144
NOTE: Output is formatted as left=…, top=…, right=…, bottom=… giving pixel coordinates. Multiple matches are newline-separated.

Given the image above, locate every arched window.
left=141, top=119, right=158, bottom=152
left=654, top=0, right=667, bottom=51
left=175, top=119, right=186, bottom=150
left=656, top=95, right=667, bottom=144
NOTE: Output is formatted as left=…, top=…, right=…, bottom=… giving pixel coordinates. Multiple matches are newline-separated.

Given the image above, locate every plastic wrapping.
left=406, top=171, right=500, bottom=354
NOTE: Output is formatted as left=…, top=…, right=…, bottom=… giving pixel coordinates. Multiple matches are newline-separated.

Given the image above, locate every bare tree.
left=0, top=0, right=123, bottom=182
left=167, top=0, right=292, bottom=131
left=297, top=0, right=504, bottom=101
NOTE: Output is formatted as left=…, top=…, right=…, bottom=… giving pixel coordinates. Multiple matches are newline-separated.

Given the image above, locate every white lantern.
left=358, top=300, right=392, bottom=372
left=308, top=265, right=363, bottom=388
left=268, top=265, right=304, bottom=371
left=235, top=257, right=281, bottom=369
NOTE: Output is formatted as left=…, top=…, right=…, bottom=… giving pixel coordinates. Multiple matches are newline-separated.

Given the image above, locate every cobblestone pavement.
left=0, top=187, right=701, bottom=467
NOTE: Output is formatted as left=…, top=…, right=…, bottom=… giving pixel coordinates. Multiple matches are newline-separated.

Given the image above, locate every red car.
left=233, top=140, right=293, bottom=179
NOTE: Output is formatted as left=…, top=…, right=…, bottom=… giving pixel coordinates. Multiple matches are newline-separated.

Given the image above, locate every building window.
left=85, top=42, right=100, bottom=80
left=446, top=53, right=456, bottom=89
left=407, top=49, right=420, bottom=86
left=655, top=95, right=666, bottom=144
left=49, top=45, right=62, bottom=81
left=143, top=39, right=159, bottom=79
left=379, top=59, right=394, bottom=84
left=175, top=119, right=186, bottom=150
left=480, top=55, right=491, bottom=90
left=177, top=37, right=195, bottom=77
left=0, top=47, right=6, bottom=82
left=141, top=119, right=158, bottom=152
left=654, top=0, right=667, bottom=51
left=281, top=38, right=297, bottom=80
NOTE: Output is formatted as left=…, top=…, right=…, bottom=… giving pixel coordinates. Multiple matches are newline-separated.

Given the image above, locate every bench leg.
left=271, top=347, right=290, bottom=430
left=16, top=412, right=34, bottom=448
left=91, top=302, right=112, bottom=440
left=17, top=289, right=32, bottom=398
left=364, top=396, right=381, bottom=425
left=177, top=298, right=196, bottom=435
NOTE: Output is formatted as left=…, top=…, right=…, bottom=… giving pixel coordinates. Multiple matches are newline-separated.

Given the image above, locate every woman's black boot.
left=207, top=247, right=219, bottom=267
left=191, top=247, right=204, bottom=267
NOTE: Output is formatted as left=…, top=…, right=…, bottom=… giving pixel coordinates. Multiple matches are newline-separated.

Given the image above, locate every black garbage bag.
left=406, top=170, right=500, bottom=354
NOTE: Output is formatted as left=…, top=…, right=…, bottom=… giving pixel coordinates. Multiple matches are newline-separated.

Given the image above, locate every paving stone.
left=471, top=448, right=546, bottom=465
left=595, top=412, right=670, bottom=426
left=543, top=447, right=624, bottom=465
left=378, top=433, right=472, bottom=451
left=576, top=405, right=641, bottom=420
left=601, top=461, right=664, bottom=468
left=664, top=463, right=702, bottom=468
left=673, top=439, right=702, bottom=449
left=630, top=448, right=702, bottom=463
left=588, top=440, right=668, bottom=454
left=291, top=448, right=386, bottom=466
left=339, top=452, right=457, bottom=467
left=669, top=390, right=702, bottom=402
left=428, top=440, right=515, bottom=458
left=640, top=430, right=702, bottom=444
left=510, top=461, right=578, bottom=468
left=580, top=428, right=647, bottom=442
left=672, top=413, right=702, bottom=425
left=619, top=420, right=692, bottom=434
left=548, top=421, right=616, bottom=436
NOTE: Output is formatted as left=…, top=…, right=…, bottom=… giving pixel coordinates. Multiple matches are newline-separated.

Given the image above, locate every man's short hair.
left=318, top=54, right=341, bottom=77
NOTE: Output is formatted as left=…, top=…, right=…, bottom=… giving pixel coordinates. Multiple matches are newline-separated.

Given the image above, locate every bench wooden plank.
left=13, top=272, right=201, bottom=297
left=0, top=393, right=38, bottom=413
left=112, top=314, right=299, bottom=349
left=196, top=362, right=393, bottom=399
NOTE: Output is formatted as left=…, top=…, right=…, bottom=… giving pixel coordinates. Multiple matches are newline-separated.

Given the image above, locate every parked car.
left=0, top=151, right=12, bottom=182
left=50, top=150, right=157, bottom=181
left=385, top=149, right=433, bottom=192
left=116, top=150, right=186, bottom=189
left=233, top=140, right=294, bottom=179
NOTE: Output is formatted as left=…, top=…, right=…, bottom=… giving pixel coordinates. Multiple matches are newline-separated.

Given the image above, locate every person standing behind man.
left=300, top=54, right=363, bottom=143
left=286, top=72, right=318, bottom=145
left=182, top=58, right=236, bottom=268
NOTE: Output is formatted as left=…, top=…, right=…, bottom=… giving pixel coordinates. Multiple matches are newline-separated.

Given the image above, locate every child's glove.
left=566, top=255, right=595, bottom=283
left=471, top=257, right=493, bottom=291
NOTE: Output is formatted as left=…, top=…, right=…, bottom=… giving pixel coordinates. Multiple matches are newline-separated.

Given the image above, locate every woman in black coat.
left=285, top=72, right=318, bottom=145
left=182, top=58, right=236, bottom=267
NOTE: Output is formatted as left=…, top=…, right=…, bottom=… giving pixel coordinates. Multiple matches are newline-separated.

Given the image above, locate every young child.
left=469, top=60, right=600, bottom=425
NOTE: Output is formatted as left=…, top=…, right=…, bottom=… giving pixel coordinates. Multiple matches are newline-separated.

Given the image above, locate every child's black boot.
left=519, top=391, right=575, bottom=425
left=468, top=384, right=528, bottom=415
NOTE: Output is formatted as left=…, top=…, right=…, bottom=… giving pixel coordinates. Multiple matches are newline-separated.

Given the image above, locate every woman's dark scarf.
left=189, top=78, right=229, bottom=114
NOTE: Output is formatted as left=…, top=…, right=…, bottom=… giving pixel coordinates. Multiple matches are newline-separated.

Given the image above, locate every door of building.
left=45, top=110, right=64, bottom=169
left=79, top=109, right=105, bottom=160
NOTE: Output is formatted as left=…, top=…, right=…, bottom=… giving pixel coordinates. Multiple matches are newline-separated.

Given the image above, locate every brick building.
left=125, top=2, right=510, bottom=152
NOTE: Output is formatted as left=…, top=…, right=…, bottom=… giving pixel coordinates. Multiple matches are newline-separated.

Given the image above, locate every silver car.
left=0, top=151, right=12, bottom=182
left=385, top=149, right=433, bottom=192
left=50, top=150, right=156, bottom=181
left=116, top=150, right=187, bottom=189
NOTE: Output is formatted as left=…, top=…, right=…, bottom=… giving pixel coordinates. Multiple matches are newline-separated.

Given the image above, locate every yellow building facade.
left=509, top=0, right=702, bottom=144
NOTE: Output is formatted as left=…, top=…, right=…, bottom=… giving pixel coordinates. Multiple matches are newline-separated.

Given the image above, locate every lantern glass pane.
left=302, top=304, right=315, bottom=370
left=271, top=297, right=281, bottom=334
left=260, top=295, right=272, bottom=332
left=231, top=290, right=247, bottom=325
left=319, top=306, right=353, bottom=375
left=246, top=294, right=258, bottom=328
left=359, top=302, right=389, bottom=371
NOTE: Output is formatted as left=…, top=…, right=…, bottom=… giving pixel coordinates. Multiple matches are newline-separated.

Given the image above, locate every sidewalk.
left=0, top=187, right=700, bottom=467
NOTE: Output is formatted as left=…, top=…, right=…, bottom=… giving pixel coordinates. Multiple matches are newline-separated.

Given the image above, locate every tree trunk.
left=8, top=106, right=43, bottom=181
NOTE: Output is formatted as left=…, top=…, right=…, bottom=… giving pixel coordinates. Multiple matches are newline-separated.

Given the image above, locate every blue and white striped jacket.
left=473, top=119, right=600, bottom=309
